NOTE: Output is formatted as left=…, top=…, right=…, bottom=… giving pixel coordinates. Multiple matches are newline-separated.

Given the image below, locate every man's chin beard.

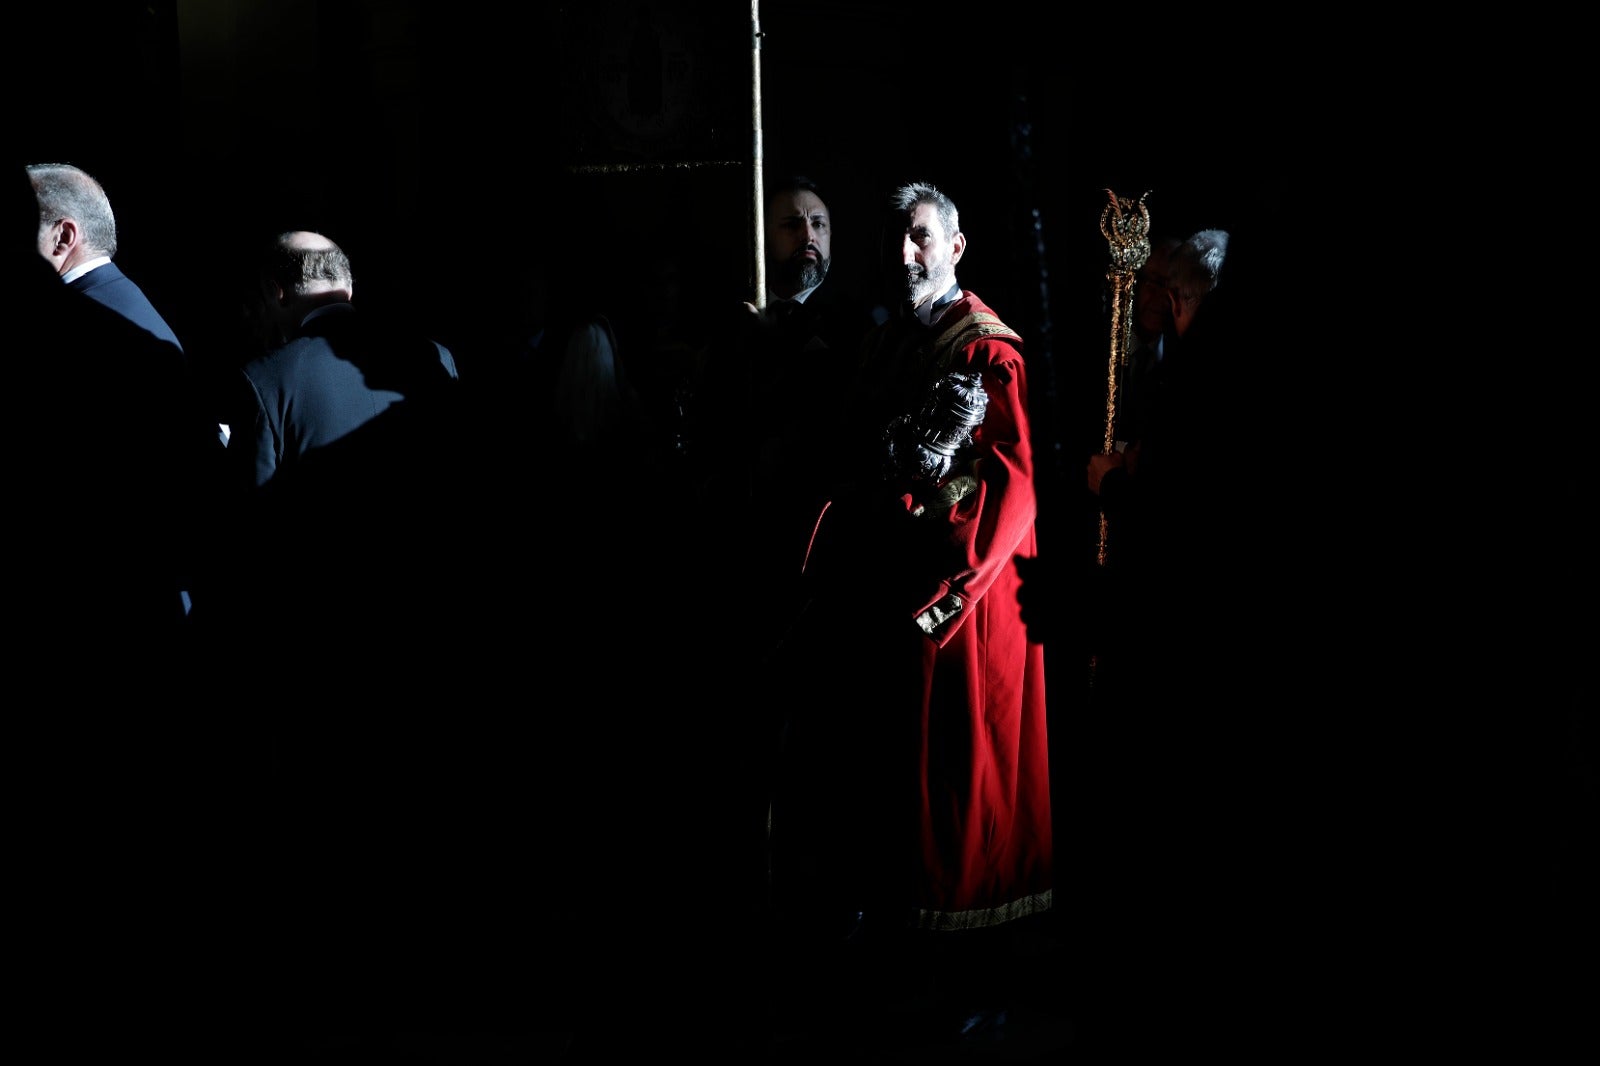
left=773, top=256, right=826, bottom=294
left=796, top=258, right=827, bottom=291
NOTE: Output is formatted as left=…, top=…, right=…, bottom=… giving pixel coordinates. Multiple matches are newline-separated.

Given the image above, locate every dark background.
left=18, top=1, right=1316, bottom=383
left=14, top=2, right=1592, bottom=1060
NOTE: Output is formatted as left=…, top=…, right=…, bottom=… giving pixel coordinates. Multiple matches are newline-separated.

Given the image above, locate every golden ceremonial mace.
left=1096, top=189, right=1151, bottom=566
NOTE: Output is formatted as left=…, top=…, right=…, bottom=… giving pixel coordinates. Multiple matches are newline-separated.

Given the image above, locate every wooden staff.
left=1096, top=189, right=1151, bottom=566
left=750, top=1, right=766, bottom=310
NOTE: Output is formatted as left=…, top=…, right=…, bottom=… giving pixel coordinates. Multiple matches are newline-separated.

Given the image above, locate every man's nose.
left=902, top=236, right=920, bottom=263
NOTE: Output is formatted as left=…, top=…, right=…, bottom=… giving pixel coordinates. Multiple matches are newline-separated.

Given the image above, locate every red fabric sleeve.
left=908, top=335, right=1035, bottom=647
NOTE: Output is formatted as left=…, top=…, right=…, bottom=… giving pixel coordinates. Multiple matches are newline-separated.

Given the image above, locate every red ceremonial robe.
left=788, top=290, right=1052, bottom=932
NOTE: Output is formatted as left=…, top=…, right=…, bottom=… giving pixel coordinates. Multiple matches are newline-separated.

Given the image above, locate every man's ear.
left=950, top=231, right=966, bottom=266
left=262, top=277, right=291, bottom=308
left=51, top=218, right=78, bottom=256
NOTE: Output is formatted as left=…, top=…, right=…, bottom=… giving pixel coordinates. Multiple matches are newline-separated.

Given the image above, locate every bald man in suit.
left=228, top=229, right=460, bottom=488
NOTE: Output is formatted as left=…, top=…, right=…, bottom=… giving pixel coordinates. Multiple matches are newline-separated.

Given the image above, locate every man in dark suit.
left=696, top=175, right=879, bottom=532
left=14, top=159, right=256, bottom=1059
left=751, top=174, right=880, bottom=359
left=687, top=174, right=879, bottom=667
left=25, top=161, right=225, bottom=627
left=666, top=175, right=882, bottom=997
left=226, top=229, right=459, bottom=488
left=211, top=227, right=469, bottom=678
left=27, top=162, right=186, bottom=351
left=212, top=230, right=529, bottom=1029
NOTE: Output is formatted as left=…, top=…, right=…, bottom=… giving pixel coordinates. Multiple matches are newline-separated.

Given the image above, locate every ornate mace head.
left=1100, top=188, right=1152, bottom=275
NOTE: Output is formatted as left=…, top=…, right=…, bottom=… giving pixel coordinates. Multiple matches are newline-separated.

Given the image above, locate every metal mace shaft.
left=1096, top=189, right=1151, bottom=567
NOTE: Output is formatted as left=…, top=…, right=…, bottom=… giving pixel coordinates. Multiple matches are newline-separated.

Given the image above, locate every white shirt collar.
left=913, top=278, right=961, bottom=327
left=61, top=256, right=112, bottom=285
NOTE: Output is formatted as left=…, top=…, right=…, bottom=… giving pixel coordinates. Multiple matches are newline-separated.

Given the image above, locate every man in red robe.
left=770, top=181, right=1052, bottom=1026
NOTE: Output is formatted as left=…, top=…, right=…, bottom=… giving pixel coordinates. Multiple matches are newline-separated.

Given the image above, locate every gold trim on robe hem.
left=911, top=887, right=1053, bottom=931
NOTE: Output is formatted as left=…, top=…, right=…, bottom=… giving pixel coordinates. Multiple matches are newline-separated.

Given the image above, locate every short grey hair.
left=891, top=180, right=960, bottom=241
left=26, top=162, right=118, bottom=258
left=262, top=231, right=355, bottom=296
left=1169, top=228, right=1229, bottom=304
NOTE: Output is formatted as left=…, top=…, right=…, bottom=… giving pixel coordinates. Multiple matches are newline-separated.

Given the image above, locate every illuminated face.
left=766, top=189, right=831, bottom=298
left=900, top=201, right=964, bottom=308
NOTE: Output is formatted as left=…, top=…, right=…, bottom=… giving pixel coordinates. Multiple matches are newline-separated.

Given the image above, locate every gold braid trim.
left=932, top=311, right=1021, bottom=372
left=911, top=887, right=1053, bottom=932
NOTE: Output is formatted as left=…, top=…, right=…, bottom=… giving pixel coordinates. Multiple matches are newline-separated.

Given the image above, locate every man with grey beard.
left=769, top=179, right=1052, bottom=1039
left=763, top=175, right=832, bottom=303
left=745, top=175, right=875, bottom=355
left=695, top=174, right=876, bottom=500
left=674, top=174, right=878, bottom=956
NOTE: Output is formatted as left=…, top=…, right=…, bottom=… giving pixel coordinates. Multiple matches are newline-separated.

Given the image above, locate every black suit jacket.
left=68, top=260, right=184, bottom=352
left=212, top=302, right=468, bottom=655
left=768, top=278, right=880, bottom=361
left=230, top=302, right=460, bottom=488
left=683, top=277, right=881, bottom=660
left=17, top=262, right=222, bottom=643
left=701, top=276, right=880, bottom=489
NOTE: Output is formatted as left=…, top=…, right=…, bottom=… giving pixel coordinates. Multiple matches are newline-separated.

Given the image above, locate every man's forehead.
left=772, top=190, right=828, bottom=220
left=908, top=203, right=944, bottom=236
